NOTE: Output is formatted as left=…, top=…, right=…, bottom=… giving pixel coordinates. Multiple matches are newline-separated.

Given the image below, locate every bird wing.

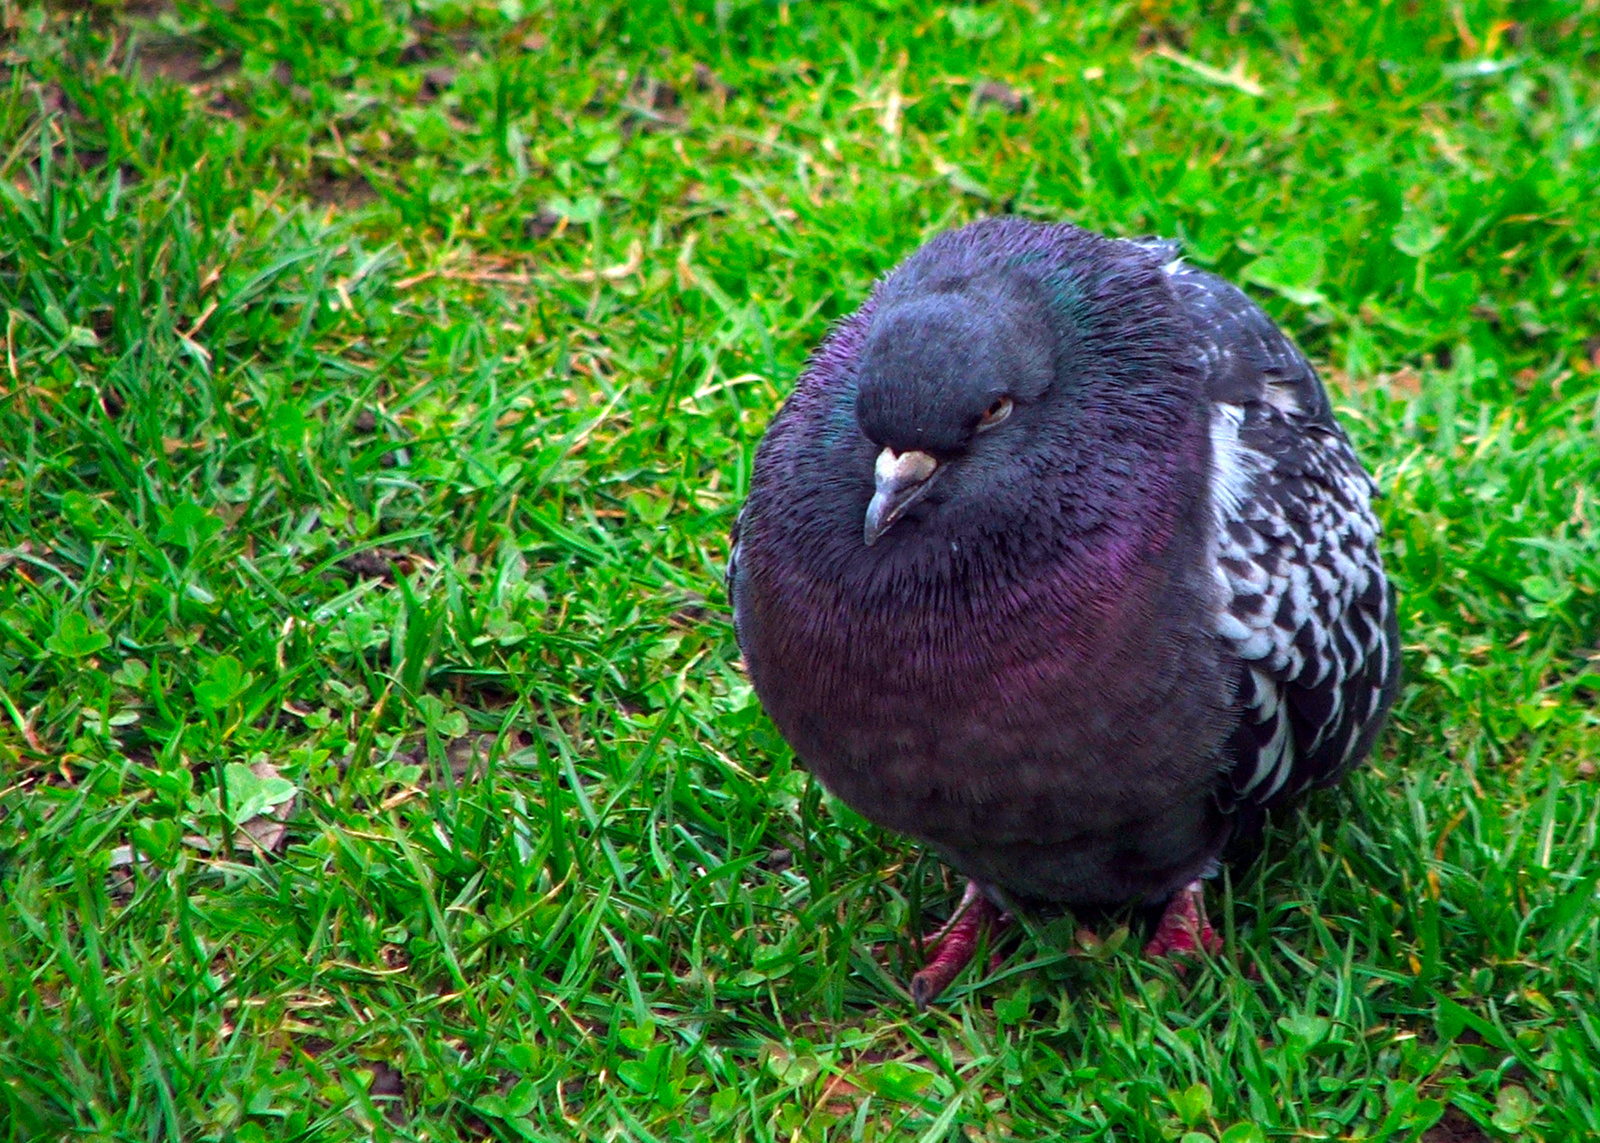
left=725, top=507, right=744, bottom=623
left=1168, top=264, right=1399, bottom=809
left=727, top=504, right=761, bottom=658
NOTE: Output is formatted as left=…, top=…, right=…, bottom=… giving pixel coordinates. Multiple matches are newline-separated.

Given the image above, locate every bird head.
left=853, top=272, right=1061, bottom=547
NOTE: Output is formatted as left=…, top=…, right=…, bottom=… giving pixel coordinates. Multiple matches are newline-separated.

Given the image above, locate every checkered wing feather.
left=1169, top=263, right=1400, bottom=809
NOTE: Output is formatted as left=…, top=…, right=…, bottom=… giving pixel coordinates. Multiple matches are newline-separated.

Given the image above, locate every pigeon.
left=727, top=218, right=1399, bottom=1006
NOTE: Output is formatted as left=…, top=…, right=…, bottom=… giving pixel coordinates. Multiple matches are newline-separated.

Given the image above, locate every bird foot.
left=1143, top=879, right=1222, bottom=959
left=911, top=881, right=1009, bottom=1008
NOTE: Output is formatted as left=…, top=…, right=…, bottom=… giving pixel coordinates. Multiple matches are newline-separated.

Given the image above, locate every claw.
left=910, top=882, right=1009, bottom=1008
left=1143, top=879, right=1222, bottom=959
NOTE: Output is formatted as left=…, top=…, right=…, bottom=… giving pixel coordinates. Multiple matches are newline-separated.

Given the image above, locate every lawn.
left=2, top=0, right=1599, bottom=1139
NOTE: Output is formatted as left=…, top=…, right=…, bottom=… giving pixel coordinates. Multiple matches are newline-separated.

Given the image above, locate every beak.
left=864, top=447, right=939, bottom=547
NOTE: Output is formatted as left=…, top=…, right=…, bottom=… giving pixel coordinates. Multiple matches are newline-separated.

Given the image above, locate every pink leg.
left=1143, top=879, right=1223, bottom=959
left=911, top=881, right=1009, bottom=1008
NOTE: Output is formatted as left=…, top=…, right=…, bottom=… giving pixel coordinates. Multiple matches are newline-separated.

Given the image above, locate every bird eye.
left=977, top=396, right=1013, bottom=430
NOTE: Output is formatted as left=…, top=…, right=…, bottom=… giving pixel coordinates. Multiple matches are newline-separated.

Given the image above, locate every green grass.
left=2, top=0, right=1599, bottom=1139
